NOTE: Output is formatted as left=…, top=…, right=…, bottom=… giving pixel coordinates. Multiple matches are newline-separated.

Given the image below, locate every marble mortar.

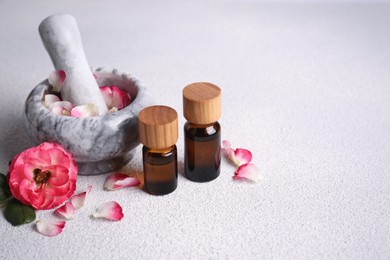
left=25, top=67, right=154, bottom=175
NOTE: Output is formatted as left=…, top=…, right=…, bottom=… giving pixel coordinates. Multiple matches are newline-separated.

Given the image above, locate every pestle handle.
left=39, top=14, right=108, bottom=115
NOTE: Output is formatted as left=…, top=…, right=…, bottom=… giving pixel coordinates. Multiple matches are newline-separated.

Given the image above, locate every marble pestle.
left=39, top=14, right=108, bottom=115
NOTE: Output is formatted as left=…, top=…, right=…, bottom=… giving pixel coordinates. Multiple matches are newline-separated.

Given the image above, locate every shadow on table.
left=0, top=110, right=33, bottom=172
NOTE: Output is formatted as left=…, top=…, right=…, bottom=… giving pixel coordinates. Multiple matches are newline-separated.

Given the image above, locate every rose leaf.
left=4, top=199, right=36, bottom=226
left=0, top=174, right=12, bottom=202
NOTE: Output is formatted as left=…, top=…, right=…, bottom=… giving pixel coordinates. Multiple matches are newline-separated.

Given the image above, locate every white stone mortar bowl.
left=25, top=67, right=154, bottom=175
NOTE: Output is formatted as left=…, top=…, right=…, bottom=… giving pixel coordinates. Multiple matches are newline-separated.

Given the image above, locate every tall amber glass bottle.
left=183, top=82, right=221, bottom=182
left=138, top=105, right=178, bottom=195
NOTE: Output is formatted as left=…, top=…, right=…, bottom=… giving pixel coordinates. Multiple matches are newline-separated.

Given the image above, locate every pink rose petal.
left=49, top=101, right=74, bottom=112
left=222, top=140, right=252, bottom=166
left=70, top=186, right=92, bottom=210
left=54, top=202, right=76, bottom=220
left=100, top=86, right=113, bottom=107
left=44, top=94, right=60, bottom=107
left=36, top=219, right=66, bottom=237
left=71, top=103, right=99, bottom=118
left=221, top=140, right=232, bottom=151
left=222, top=140, right=235, bottom=160
left=233, top=148, right=252, bottom=166
left=104, top=173, right=140, bottom=191
left=92, top=201, right=124, bottom=221
left=48, top=70, right=66, bottom=92
left=100, top=86, right=131, bottom=110
left=233, top=163, right=262, bottom=183
left=51, top=106, right=71, bottom=116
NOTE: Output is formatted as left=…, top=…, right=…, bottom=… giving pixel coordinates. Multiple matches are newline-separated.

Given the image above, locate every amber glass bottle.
left=138, top=105, right=178, bottom=195
left=183, top=82, right=221, bottom=182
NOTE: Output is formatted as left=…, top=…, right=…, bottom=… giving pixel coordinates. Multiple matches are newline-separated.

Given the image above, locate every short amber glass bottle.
left=138, top=105, right=178, bottom=195
left=183, top=82, right=221, bottom=182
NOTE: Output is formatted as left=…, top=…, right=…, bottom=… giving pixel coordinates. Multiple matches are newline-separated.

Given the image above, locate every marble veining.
left=25, top=68, right=154, bottom=175
left=39, top=14, right=108, bottom=115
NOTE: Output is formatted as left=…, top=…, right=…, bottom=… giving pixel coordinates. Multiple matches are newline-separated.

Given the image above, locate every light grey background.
left=0, top=0, right=389, bottom=259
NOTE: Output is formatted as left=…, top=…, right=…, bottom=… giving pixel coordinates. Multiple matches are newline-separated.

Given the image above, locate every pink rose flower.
left=8, top=142, right=78, bottom=210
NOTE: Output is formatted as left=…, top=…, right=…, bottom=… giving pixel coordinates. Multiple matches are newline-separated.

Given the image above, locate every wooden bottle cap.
left=138, top=105, right=178, bottom=149
left=183, top=82, right=221, bottom=124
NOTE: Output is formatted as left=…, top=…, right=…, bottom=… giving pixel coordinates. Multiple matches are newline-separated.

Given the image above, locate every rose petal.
left=26, top=145, right=52, bottom=165
left=222, top=140, right=252, bottom=166
left=17, top=177, right=37, bottom=206
left=70, top=103, right=99, bottom=118
left=44, top=94, right=61, bottom=108
left=43, top=165, right=70, bottom=187
left=70, top=186, right=92, bottom=210
left=100, top=86, right=113, bottom=108
left=36, top=219, right=66, bottom=237
left=111, top=86, right=131, bottom=109
left=109, top=107, right=118, bottom=113
left=100, top=86, right=131, bottom=110
left=49, top=101, right=74, bottom=112
left=222, top=140, right=235, bottom=160
left=233, top=148, right=252, bottom=166
left=54, top=202, right=76, bottom=220
left=233, top=163, right=262, bottom=183
left=51, top=106, right=71, bottom=116
left=92, top=201, right=124, bottom=221
left=221, top=140, right=231, bottom=150
left=48, top=70, right=66, bottom=92
left=47, top=148, right=71, bottom=167
left=104, top=173, right=140, bottom=191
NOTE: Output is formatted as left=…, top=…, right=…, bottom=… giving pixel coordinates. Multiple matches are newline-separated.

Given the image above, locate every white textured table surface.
left=0, top=0, right=389, bottom=259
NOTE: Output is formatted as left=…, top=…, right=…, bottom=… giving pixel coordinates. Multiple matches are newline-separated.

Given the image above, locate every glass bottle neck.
left=186, top=121, right=219, bottom=128
left=143, top=145, right=176, bottom=154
